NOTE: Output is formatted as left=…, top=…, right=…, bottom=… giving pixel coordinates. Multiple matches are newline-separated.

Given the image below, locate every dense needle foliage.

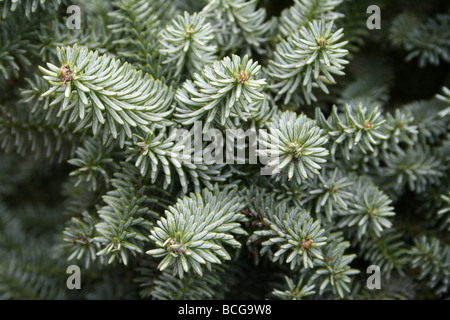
left=0, top=0, right=449, bottom=300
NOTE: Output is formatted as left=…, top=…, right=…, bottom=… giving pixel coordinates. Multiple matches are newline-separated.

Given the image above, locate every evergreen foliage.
left=147, top=186, right=246, bottom=277
left=267, top=19, right=349, bottom=105
left=200, top=0, right=272, bottom=55
left=175, top=54, right=266, bottom=132
left=389, top=12, right=450, bottom=67
left=38, top=44, right=174, bottom=144
left=259, top=111, right=329, bottom=184
left=159, top=11, right=217, bottom=79
left=0, top=0, right=449, bottom=301
left=277, top=0, right=344, bottom=39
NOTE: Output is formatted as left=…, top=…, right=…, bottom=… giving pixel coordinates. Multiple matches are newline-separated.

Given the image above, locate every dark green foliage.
left=272, top=275, right=316, bottom=300
left=0, top=0, right=61, bottom=19
left=108, top=0, right=179, bottom=78
left=390, top=12, right=450, bottom=67
left=410, top=236, right=450, bottom=295
left=1, top=0, right=449, bottom=301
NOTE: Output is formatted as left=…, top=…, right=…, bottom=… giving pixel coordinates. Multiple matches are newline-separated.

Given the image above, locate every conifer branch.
left=160, top=11, right=217, bottom=78
left=278, top=0, right=344, bottom=39
left=267, top=19, right=349, bottom=105
left=39, top=45, right=174, bottom=144
left=201, top=0, right=272, bottom=55
left=252, top=202, right=327, bottom=269
left=259, top=111, right=329, bottom=185
left=175, top=54, right=266, bottom=132
left=410, top=236, right=450, bottom=295
left=337, top=176, right=395, bottom=238
left=147, top=186, right=247, bottom=278
left=315, top=103, right=388, bottom=159
left=272, top=275, right=316, bottom=300
left=311, top=233, right=359, bottom=298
